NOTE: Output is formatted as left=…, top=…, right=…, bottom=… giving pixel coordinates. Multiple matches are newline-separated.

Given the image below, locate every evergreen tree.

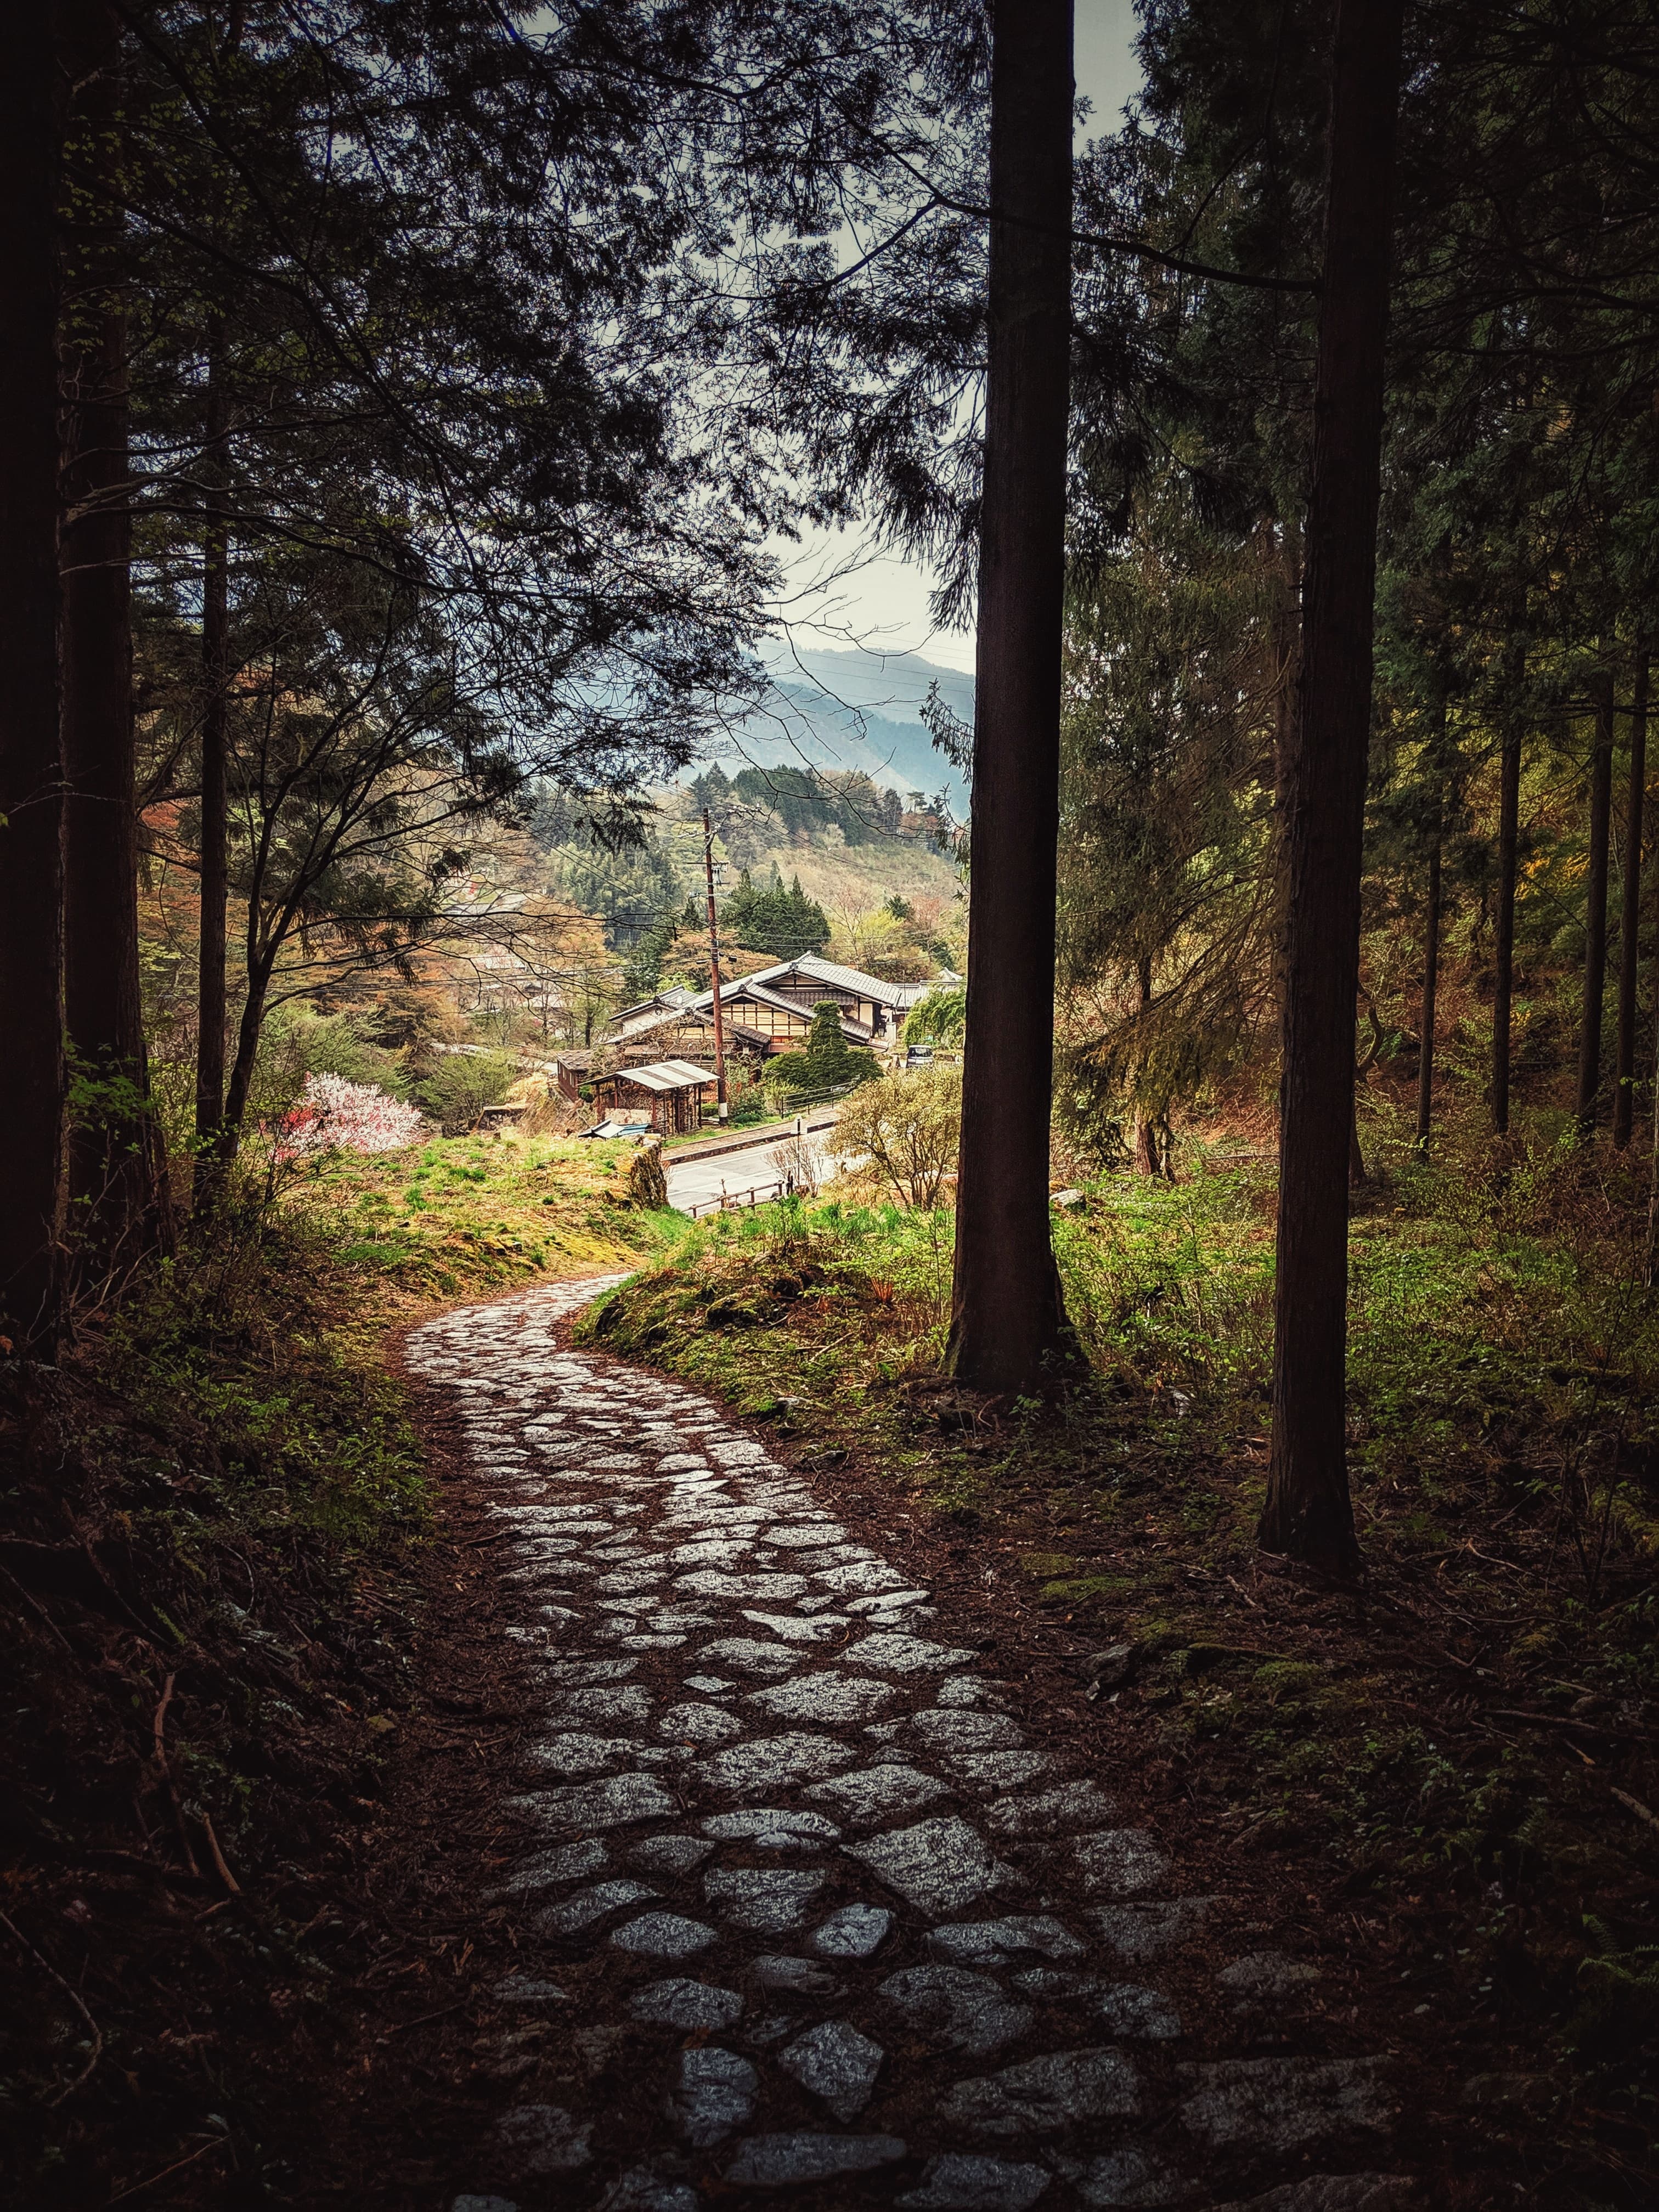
left=947, top=0, right=1074, bottom=1394
left=721, top=871, right=831, bottom=960
left=769, top=1000, right=879, bottom=1098
left=0, top=6, right=65, bottom=1350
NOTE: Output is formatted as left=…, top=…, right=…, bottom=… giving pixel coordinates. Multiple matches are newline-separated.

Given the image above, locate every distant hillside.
left=687, top=643, right=973, bottom=813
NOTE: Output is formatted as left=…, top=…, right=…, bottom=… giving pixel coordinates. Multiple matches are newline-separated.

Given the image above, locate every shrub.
left=263, top=1005, right=411, bottom=1098
left=766, top=1001, right=880, bottom=1103
left=279, top=1073, right=425, bottom=1156
left=904, top=983, right=966, bottom=1049
left=415, top=1051, right=517, bottom=1135
left=835, top=1063, right=961, bottom=1207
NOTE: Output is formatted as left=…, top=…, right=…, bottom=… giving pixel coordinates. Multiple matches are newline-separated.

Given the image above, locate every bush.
left=904, top=983, right=966, bottom=1049
left=415, top=1050, right=517, bottom=1135
left=264, top=1005, right=412, bottom=1098
left=835, top=1063, right=961, bottom=1207
left=765, top=1002, right=880, bottom=1104
left=278, top=1073, right=426, bottom=1156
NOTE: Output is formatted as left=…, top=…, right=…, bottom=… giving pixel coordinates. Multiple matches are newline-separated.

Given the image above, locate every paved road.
left=405, top=1278, right=1413, bottom=2211
left=664, top=1125, right=845, bottom=1217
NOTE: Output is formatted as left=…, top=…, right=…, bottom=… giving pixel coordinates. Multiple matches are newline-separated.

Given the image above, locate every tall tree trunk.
left=1415, top=839, right=1442, bottom=1147
left=1576, top=669, right=1615, bottom=1141
left=1259, top=0, right=1404, bottom=1577
left=0, top=9, right=66, bottom=1352
left=1268, top=516, right=1302, bottom=1040
left=1132, top=955, right=1160, bottom=1175
left=218, top=950, right=272, bottom=1158
left=59, top=0, right=168, bottom=1276
left=1613, top=652, right=1649, bottom=1150
left=946, top=0, right=1072, bottom=1393
left=1491, top=655, right=1523, bottom=1136
left=194, top=354, right=230, bottom=1201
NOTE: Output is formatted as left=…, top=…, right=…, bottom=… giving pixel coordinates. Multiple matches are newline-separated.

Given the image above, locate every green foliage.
left=622, top=907, right=684, bottom=1000
left=99, top=1208, right=427, bottom=1555
left=836, top=1064, right=962, bottom=1207
left=1568, top=1922, right=1659, bottom=2055
left=765, top=1001, right=880, bottom=1102
left=1057, top=475, right=1276, bottom=1155
left=903, top=983, right=966, bottom=1048
left=543, top=828, right=684, bottom=954
left=713, top=764, right=903, bottom=848
left=414, top=1051, right=516, bottom=1135
left=721, top=864, right=831, bottom=958
left=263, top=1005, right=412, bottom=1099
left=325, top=1129, right=670, bottom=1292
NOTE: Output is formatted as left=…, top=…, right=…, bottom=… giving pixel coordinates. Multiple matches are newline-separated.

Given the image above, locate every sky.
left=768, top=0, right=1145, bottom=677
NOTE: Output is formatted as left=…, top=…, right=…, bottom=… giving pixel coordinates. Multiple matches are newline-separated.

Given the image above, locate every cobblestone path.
left=406, top=1280, right=1418, bottom=2212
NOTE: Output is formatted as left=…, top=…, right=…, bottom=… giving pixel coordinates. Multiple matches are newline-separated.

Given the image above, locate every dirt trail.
left=343, top=1276, right=1424, bottom=2212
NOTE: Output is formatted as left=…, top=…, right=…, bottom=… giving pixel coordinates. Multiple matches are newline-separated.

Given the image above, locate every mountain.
left=687, top=644, right=974, bottom=812
left=759, top=642, right=975, bottom=729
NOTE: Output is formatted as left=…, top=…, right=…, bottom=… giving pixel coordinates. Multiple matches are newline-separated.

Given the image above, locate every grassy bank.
left=0, top=1132, right=665, bottom=2205
left=579, top=1117, right=1659, bottom=2203
left=307, top=1129, right=672, bottom=1294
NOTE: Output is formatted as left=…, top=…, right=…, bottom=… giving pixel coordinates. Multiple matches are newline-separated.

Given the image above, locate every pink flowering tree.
left=278, top=1073, right=425, bottom=1158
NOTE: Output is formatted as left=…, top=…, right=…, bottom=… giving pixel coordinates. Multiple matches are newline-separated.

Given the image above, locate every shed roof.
left=603, top=1058, right=716, bottom=1094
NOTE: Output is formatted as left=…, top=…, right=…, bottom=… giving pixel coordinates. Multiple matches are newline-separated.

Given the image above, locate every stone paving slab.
left=408, top=1278, right=1413, bottom=2210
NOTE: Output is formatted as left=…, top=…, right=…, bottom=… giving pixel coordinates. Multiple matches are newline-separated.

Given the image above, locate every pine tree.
left=59, top=0, right=171, bottom=1269
left=0, top=7, right=66, bottom=1350
left=1259, top=0, right=1406, bottom=1577
left=947, top=0, right=1074, bottom=1394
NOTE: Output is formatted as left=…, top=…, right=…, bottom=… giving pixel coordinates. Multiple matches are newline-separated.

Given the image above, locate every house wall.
left=773, top=981, right=889, bottom=1035
left=724, top=994, right=811, bottom=1041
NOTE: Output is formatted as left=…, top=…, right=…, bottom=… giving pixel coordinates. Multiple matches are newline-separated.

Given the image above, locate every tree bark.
left=1415, top=840, right=1441, bottom=1146
left=1132, top=954, right=1160, bottom=1175
left=1259, top=0, right=1404, bottom=1577
left=946, top=0, right=1072, bottom=1392
left=1268, top=517, right=1302, bottom=1040
left=1491, top=665, right=1522, bottom=1136
left=218, top=952, right=272, bottom=1156
left=59, top=0, right=169, bottom=1274
left=194, top=355, right=230, bottom=1199
left=0, top=8, right=67, bottom=1352
left=1576, top=669, right=1615, bottom=1141
left=1613, top=652, right=1648, bottom=1150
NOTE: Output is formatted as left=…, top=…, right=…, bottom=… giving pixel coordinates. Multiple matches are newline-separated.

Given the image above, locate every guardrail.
left=681, top=1177, right=817, bottom=1218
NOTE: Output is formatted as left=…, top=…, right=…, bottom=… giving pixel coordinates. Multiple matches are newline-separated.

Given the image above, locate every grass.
left=71, top=1131, right=670, bottom=1555
left=579, top=1113, right=1659, bottom=2202
left=306, top=1128, right=673, bottom=1297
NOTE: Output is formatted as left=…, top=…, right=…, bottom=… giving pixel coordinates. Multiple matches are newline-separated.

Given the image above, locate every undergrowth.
left=314, top=1129, right=669, bottom=1295
left=580, top=1114, right=1659, bottom=2204
left=0, top=1130, right=662, bottom=2203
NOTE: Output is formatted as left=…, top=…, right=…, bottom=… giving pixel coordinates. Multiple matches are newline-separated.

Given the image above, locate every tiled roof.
left=723, top=953, right=938, bottom=1011
left=617, top=1006, right=772, bottom=1052
left=611, top=985, right=700, bottom=1031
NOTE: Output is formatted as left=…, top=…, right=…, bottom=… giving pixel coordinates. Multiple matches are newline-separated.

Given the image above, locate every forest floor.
left=583, top=1127, right=1659, bottom=2209
left=1, top=1119, right=1654, bottom=2210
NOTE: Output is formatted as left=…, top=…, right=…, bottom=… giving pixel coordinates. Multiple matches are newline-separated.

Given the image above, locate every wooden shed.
left=589, top=1058, right=716, bottom=1136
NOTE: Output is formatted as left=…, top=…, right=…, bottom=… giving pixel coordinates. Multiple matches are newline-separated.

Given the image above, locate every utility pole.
left=702, top=808, right=729, bottom=1124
